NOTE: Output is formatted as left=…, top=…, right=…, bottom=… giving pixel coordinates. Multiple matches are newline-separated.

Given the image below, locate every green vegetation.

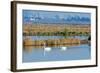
left=23, top=24, right=90, bottom=37
left=23, top=30, right=90, bottom=37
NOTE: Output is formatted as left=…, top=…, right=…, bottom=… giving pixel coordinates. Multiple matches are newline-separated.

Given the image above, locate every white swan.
left=61, top=47, right=67, bottom=51
left=44, top=47, right=51, bottom=52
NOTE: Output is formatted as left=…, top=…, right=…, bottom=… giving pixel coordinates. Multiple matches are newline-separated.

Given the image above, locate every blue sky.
left=23, top=10, right=91, bottom=25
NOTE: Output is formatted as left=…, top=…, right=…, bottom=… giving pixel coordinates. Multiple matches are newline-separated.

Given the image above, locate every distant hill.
left=23, top=10, right=91, bottom=25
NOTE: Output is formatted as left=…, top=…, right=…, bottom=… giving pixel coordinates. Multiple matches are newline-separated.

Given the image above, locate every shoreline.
left=23, top=38, right=89, bottom=46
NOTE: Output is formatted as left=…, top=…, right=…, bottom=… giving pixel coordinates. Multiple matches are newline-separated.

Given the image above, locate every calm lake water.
left=22, top=36, right=91, bottom=63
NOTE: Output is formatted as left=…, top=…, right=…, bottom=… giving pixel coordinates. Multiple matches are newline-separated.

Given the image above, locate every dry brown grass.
left=23, top=24, right=91, bottom=35
left=23, top=38, right=81, bottom=46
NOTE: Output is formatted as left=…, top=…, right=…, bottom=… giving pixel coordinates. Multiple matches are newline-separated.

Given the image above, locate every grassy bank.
left=23, top=24, right=90, bottom=37
left=23, top=38, right=81, bottom=46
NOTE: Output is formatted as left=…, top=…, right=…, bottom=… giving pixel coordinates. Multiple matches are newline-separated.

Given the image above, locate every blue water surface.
left=23, top=36, right=91, bottom=63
